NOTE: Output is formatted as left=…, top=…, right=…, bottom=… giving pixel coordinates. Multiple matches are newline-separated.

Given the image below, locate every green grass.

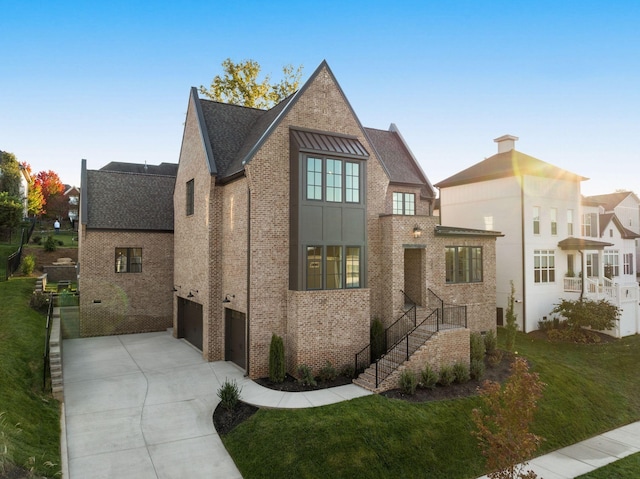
left=576, top=452, right=640, bottom=478
left=223, top=330, right=640, bottom=479
left=0, top=277, right=61, bottom=477
left=30, top=229, right=77, bottom=248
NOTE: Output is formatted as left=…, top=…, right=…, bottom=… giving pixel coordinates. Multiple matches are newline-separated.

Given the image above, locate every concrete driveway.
left=62, top=331, right=243, bottom=479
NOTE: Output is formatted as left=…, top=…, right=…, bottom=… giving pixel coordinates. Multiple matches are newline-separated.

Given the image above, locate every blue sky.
left=1, top=1, right=638, bottom=196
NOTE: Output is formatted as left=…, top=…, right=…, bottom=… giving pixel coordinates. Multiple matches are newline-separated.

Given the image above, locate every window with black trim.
left=186, top=179, right=194, bottom=216
left=445, top=246, right=482, bottom=283
left=305, top=156, right=361, bottom=203
left=392, top=192, right=415, bottom=215
left=115, top=248, right=142, bottom=273
left=305, top=245, right=361, bottom=290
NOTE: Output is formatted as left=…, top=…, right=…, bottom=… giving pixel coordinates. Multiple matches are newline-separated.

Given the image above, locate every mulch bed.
left=254, top=373, right=353, bottom=392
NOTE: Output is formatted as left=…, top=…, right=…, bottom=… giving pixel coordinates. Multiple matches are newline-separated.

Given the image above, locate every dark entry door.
left=225, top=309, right=246, bottom=369
left=178, top=297, right=203, bottom=350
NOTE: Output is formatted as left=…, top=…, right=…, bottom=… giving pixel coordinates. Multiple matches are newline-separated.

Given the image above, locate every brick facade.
left=78, top=227, right=173, bottom=336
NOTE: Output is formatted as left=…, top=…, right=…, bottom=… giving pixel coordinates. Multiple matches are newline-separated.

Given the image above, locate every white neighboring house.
left=436, top=135, right=639, bottom=337
left=584, top=191, right=640, bottom=277
left=18, top=164, right=30, bottom=218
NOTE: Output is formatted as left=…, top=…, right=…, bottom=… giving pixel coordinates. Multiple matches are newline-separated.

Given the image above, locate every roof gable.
left=585, top=191, right=639, bottom=211
left=435, top=150, right=587, bottom=188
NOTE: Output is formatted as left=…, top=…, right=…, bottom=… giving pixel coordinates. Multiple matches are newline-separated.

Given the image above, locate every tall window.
left=115, top=248, right=142, bottom=273
left=533, top=206, right=540, bottom=234
left=624, top=253, right=634, bottom=275
left=445, top=246, right=483, bottom=283
left=550, top=208, right=557, bottom=235
left=326, top=159, right=342, bottom=202
left=306, top=246, right=322, bottom=289
left=186, top=179, right=194, bottom=216
left=534, top=249, right=555, bottom=283
left=392, top=192, right=415, bottom=215
left=582, top=213, right=597, bottom=237
left=603, top=250, right=619, bottom=277
left=586, top=253, right=599, bottom=277
left=346, top=247, right=361, bottom=288
left=567, top=209, right=574, bottom=236
left=567, top=254, right=575, bottom=277
left=306, top=156, right=361, bottom=203
left=306, top=245, right=361, bottom=290
left=345, top=163, right=359, bottom=203
left=306, top=157, right=322, bottom=200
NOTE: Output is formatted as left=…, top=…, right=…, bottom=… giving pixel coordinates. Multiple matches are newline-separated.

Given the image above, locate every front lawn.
left=223, top=330, right=640, bottom=479
left=577, top=452, right=640, bottom=478
left=0, top=278, right=61, bottom=477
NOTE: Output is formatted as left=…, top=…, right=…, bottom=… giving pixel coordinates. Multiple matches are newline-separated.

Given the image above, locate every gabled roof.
left=585, top=191, right=639, bottom=212
left=85, top=168, right=176, bottom=231
left=434, top=150, right=587, bottom=188
left=100, top=161, right=178, bottom=176
left=599, top=213, right=640, bottom=239
left=364, top=125, right=435, bottom=198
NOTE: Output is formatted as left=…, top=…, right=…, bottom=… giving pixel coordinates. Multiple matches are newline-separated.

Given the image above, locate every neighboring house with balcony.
left=77, top=61, right=502, bottom=391
left=436, top=135, right=639, bottom=337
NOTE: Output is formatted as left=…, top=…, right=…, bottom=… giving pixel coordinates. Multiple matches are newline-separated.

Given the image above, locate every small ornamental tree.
left=268, top=333, right=285, bottom=383
left=504, top=281, right=518, bottom=353
left=551, top=298, right=620, bottom=332
left=472, top=357, right=545, bottom=479
left=370, top=317, right=386, bottom=362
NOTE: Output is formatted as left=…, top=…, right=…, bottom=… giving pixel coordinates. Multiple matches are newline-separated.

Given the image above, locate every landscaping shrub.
left=551, top=298, right=620, bottom=332
left=297, top=364, right=317, bottom=387
left=470, top=332, right=486, bottom=362
left=504, top=281, right=518, bottom=353
left=56, top=240, right=64, bottom=246
left=268, top=334, right=285, bottom=383
left=399, top=369, right=418, bottom=395
left=31, top=235, right=41, bottom=245
left=453, top=361, right=470, bottom=383
left=438, top=364, right=456, bottom=386
left=340, top=364, right=355, bottom=379
left=318, top=361, right=338, bottom=382
left=421, top=364, right=438, bottom=389
left=484, top=329, right=497, bottom=355
left=21, top=255, right=35, bottom=275
left=217, top=379, right=242, bottom=411
left=370, top=317, right=386, bottom=361
left=43, top=236, right=56, bottom=252
left=470, top=358, right=485, bottom=380
left=487, top=349, right=504, bottom=368
left=29, top=291, right=48, bottom=312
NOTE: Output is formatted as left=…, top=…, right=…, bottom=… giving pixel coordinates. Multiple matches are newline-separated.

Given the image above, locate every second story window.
left=306, top=157, right=322, bottom=200
left=567, top=209, right=574, bottom=236
left=393, top=192, right=415, bottom=215
left=326, top=159, right=342, bottom=202
left=186, top=179, right=194, bottom=216
left=533, top=206, right=540, bottom=234
left=550, top=208, right=557, bottom=235
left=305, top=156, right=361, bottom=203
left=582, top=213, right=598, bottom=237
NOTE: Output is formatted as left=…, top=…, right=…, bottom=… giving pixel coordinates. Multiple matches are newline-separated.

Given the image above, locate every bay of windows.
left=306, top=245, right=361, bottom=290
left=306, top=156, right=361, bottom=203
left=445, top=246, right=483, bottom=283
left=534, top=249, right=555, bottom=283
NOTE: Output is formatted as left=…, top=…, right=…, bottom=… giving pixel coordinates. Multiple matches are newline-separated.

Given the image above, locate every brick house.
left=78, top=61, right=501, bottom=389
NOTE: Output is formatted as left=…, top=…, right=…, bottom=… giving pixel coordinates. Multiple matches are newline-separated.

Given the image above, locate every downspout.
left=520, top=176, right=527, bottom=333
left=579, top=250, right=584, bottom=301
left=246, top=186, right=251, bottom=376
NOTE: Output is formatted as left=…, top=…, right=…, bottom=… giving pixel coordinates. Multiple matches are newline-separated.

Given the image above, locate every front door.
left=225, top=308, right=246, bottom=369
left=177, top=297, right=203, bottom=350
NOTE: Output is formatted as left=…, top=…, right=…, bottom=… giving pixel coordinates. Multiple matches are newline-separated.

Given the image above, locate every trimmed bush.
left=470, top=358, right=485, bottom=380
left=438, top=365, right=456, bottom=386
left=340, top=364, right=355, bottom=379
left=43, top=236, right=56, bottom=252
left=487, top=350, right=504, bottom=368
left=370, top=317, right=386, bottom=361
left=29, top=291, right=49, bottom=312
left=484, top=329, right=497, bottom=355
left=21, top=255, right=35, bottom=275
left=268, top=334, right=285, bottom=383
left=421, top=364, right=438, bottom=390
left=318, top=361, right=338, bottom=382
left=470, top=332, right=485, bottom=362
left=31, top=235, right=42, bottom=245
left=453, top=362, right=470, bottom=383
left=399, top=369, right=418, bottom=395
left=217, top=379, right=242, bottom=411
left=297, top=364, right=317, bottom=387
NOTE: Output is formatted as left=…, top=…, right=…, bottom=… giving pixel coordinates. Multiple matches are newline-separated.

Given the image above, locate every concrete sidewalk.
left=62, top=330, right=371, bottom=478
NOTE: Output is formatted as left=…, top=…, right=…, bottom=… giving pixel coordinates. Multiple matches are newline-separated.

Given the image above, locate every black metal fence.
left=43, top=292, right=54, bottom=391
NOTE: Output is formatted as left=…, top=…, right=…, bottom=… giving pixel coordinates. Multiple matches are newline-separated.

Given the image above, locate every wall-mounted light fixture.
left=222, top=294, right=235, bottom=303
left=172, top=285, right=181, bottom=292
left=412, top=225, right=423, bottom=238
left=187, top=289, right=199, bottom=298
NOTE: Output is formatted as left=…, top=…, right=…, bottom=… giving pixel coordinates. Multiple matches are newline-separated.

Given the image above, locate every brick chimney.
left=494, top=134, right=519, bottom=153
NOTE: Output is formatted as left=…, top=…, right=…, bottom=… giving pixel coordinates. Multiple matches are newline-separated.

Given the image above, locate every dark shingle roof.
left=599, top=213, right=640, bottom=239
left=435, top=150, right=587, bottom=188
left=100, top=161, right=178, bottom=176
left=585, top=192, right=634, bottom=212
left=86, top=170, right=175, bottom=231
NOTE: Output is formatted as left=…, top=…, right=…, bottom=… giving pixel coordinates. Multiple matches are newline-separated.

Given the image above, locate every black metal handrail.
left=5, top=228, right=26, bottom=280
left=427, top=288, right=467, bottom=329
